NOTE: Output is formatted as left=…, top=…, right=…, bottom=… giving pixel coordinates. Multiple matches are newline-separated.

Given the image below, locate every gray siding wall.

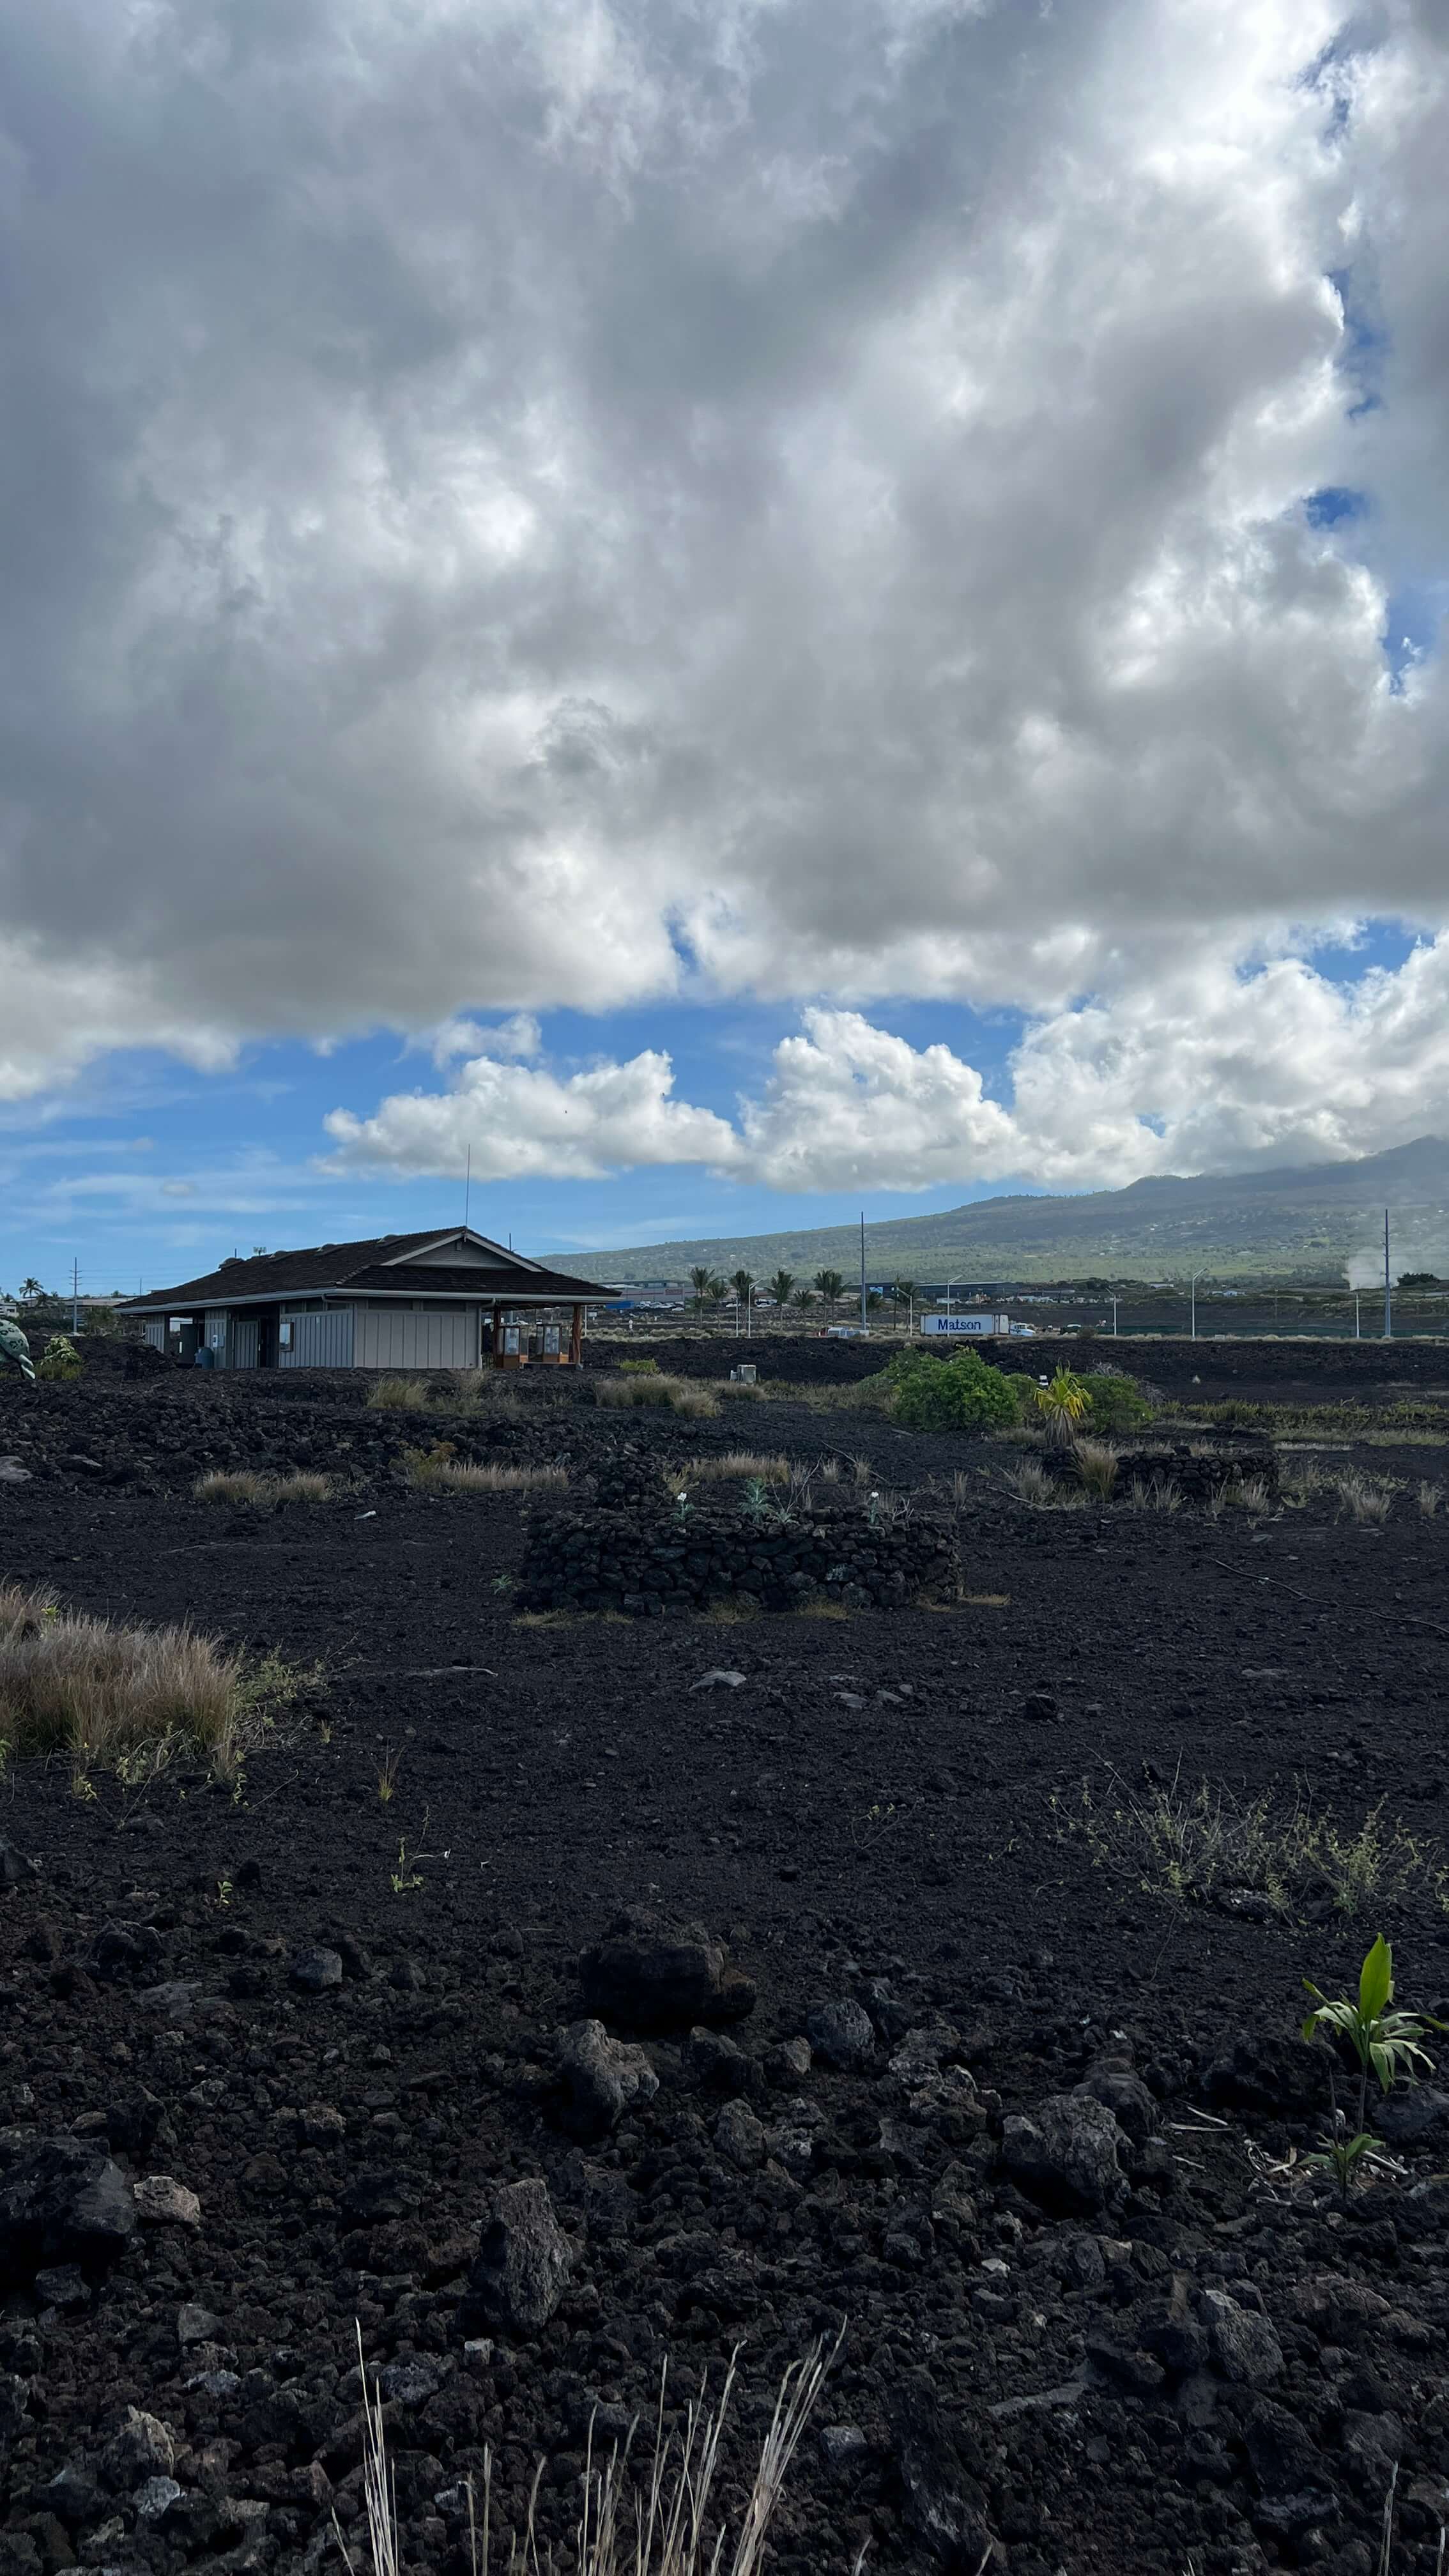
left=280, top=1306, right=355, bottom=1369
left=231, top=1316, right=260, bottom=1370
left=142, top=1318, right=165, bottom=1351
left=355, top=1305, right=477, bottom=1370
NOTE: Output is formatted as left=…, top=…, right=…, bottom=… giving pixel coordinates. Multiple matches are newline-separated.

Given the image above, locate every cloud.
left=322, top=1048, right=741, bottom=1181
left=325, top=935, right=1449, bottom=1190
left=0, top=0, right=1447, bottom=1124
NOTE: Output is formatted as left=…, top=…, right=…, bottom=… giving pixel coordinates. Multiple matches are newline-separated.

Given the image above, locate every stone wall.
left=518, top=1499, right=951, bottom=1616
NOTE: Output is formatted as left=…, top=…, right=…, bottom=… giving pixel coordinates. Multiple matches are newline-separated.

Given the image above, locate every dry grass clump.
left=1418, top=1480, right=1443, bottom=1517
left=195, top=1469, right=332, bottom=1505
left=1335, top=1469, right=1400, bottom=1524
left=402, top=1450, right=568, bottom=1495
left=1126, top=1474, right=1183, bottom=1512
left=595, top=1374, right=721, bottom=1420
left=1074, top=1438, right=1119, bottom=1499
left=671, top=1452, right=789, bottom=1484
left=366, top=1375, right=431, bottom=1411
left=0, top=1581, right=247, bottom=1777
left=1053, top=1769, right=1444, bottom=1919
left=334, top=2325, right=847, bottom=2576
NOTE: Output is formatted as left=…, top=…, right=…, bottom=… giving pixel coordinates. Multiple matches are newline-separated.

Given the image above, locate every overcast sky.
left=3, top=0, right=1448, bottom=1280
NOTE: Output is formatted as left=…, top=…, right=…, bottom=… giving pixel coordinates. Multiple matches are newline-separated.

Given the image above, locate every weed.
left=1301, top=1935, right=1443, bottom=2194
left=333, top=2321, right=847, bottom=2576
left=1075, top=1438, right=1119, bottom=1501
left=1419, top=1481, right=1443, bottom=1517
left=1004, top=1458, right=1053, bottom=1506
left=1, top=1589, right=254, bottom=1780
left=1227, top=1476, right=1274, bottom=1515
left=1126, top=1475, right=1183, bottom=1512
left=818, top=1458, right=841, bottom=1483
left=490, top=1572, right=514, bottom=1595
left=740, top=1478, right=772, bottom=1524
left=951, top=1470, right=972, bottom=1506
left=594, top=1374, right=720, bottom=1419
left=1055, top=1773, right=1445, bottom=1918
left=376, top=1745, right=400, bottom=1804
left=403, top=1450, right=568, bottom=1495
left=673, top=1452, right=788, bottom=1484
left=616, top=1357, right=659, bottom=1374
left=1335, top=1470, right=1399, bottom=1525
left=365, top=1375, right=430, bottom=1411
left=390, top=1814, right=432, bottom=1895
left=36, top=1335, right=82, bottom=1382
left=215, top=1876, right=233, bottom=1909
left=195, top=1469, right=332, bottom=1505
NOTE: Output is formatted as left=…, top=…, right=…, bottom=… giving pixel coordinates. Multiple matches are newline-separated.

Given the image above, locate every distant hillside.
left=555, top=1137, right=1449, bottom=1285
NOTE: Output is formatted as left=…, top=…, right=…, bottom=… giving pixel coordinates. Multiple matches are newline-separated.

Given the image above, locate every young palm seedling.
left=1032, top=1368, right=1091, bottom=1452
left=1301, top=1934, right=1443, bottom=2193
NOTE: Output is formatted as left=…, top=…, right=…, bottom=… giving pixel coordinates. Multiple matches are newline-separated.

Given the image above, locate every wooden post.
left=491, top=1301, right=502, bottom=1369
left=569, top=1303, right=583, bottom=1367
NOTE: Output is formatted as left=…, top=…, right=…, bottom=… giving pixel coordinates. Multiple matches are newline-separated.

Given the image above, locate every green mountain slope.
left=555, top=1138, right=1449, bottom=1285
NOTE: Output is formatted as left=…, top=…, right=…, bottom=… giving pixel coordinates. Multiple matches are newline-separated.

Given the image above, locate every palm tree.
left=1033, top=1368, right=1091, bottom=1452
left=689, top=1264, right=713, bottom=1316
left=730, top=1268, right=754, bottom=1314
left=769, top=1269, right=795, bottom=1310
left=792, top=1287, right=815, bottom=1312
left=813, top=1269, right=845, bottom=1314
left=891, top=1277, right=916, bottom=1320
left=705, top=1275, right=730, bottom=1310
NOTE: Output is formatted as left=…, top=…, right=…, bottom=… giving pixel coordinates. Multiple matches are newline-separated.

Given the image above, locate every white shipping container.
left=921, top=1314, right=1010, bottom=1337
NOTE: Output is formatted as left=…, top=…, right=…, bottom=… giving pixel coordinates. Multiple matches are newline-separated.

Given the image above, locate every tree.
left=19, top=1278, right=48, bottom=1306
left=792, top=1287, right=815, bottom=1311
left=689, top=1264, right=713, bottom=1316
left=705, top=1275, right=730, bottom=1310
left=813, top=1269, right=845, bottom=1314
left=730, top=1268, right=755, bottom=1312
left=769, top=1269, right=795, bottom=1310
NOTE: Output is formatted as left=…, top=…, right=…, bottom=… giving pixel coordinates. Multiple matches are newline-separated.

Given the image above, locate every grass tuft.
left=365, top=1375, right=431, bottom=1411
left=1054, top=1770, right=1445, bottom=1919
left=195, top=1469, right=332, bottom=1505
left=1335, top=1469, right=1400, bottom=1524
left=1074, top=1438, right=1119, bottom=1500
left=333, top=2323, right=849, bottom=2576
left=671, top=1452, right=789, bottom=1483
left=595, top=1374, right=721, bottom=1418
left=402, top=1449, right=568, bottom=1495
left=1, top=1595, right=243, bottom=1776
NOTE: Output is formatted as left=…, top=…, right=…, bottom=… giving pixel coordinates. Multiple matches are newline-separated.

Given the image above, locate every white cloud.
left=323, top=1048, right=741, bottom=1181
left=0, top=0, right=1446, bottom=1131
left=326, top=935, right=1449, bottom=1190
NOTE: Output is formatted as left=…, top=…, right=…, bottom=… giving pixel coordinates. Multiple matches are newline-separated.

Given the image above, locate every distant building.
left=118, top=1229, right=608, bottom=1370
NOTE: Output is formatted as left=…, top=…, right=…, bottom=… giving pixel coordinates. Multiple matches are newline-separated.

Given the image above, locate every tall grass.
left=402, top=1452, right=569, bottom=1495
left=1335, top=1469, right=1400, bottom=1524
left=1074, top=1438, right=1119, bottom=1499
left=0, top=1581, right=245, bottom=1776
left=195, top=1469, right=332, bottom=1505
left=594, top=1375, right=721, bottom=1420
left=366, top=1376, right=431, bottom=1411
left=671, top=1453, right=789, bottom=1483
left=334, top=2326, right=851, bottom=2576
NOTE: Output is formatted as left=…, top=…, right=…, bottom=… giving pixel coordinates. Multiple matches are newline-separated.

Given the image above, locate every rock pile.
left=517, top=1499, right=951, bottom=1616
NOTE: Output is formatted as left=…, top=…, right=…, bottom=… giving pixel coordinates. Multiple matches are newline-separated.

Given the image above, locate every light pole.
left=1384, top=1208, right=1393, bottom=1340
left=945, top=1279, right=959, bottom=1317
left=1190, top=1273, right=1199, bottom=1340
left=1111, top=1296, right=1118, bottom=1338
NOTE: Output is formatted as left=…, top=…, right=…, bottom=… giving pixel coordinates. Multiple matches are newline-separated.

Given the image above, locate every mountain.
left=552, top=1138, right=1449, bottom=1285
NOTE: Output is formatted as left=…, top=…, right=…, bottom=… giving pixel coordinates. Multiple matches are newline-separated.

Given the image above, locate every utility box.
left=730, top=1363, right=758, bottom=1383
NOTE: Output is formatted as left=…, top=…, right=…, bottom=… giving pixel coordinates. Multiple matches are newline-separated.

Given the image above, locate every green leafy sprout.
left=1300, top=1934, right=1443, bottom=2192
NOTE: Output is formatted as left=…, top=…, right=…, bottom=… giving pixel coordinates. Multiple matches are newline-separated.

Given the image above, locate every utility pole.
left=1190, top=1273, right=1199, bottom=1340
left=1355, top=1293, right=1361, bottom=1340
left=464, top=1144, right=471, bottom=1230
left=859, top=1213, right=867, bottom=1333
left=72, top=1258, right=79, bottom=1335
left=1112, top=1296, right=1118, bottom=1338
left=1384, top=1209, right=1392, bottom=1340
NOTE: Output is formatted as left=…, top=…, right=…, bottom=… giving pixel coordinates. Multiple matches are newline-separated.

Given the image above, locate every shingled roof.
left=119, top=1232, right=608, bottom=1313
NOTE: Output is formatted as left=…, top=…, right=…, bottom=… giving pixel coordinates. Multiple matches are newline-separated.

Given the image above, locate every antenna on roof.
left=464, top=1144, right=471, bottom=1231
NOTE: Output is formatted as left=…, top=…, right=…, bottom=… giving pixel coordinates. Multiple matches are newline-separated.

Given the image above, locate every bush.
left=884, top=1347, right=1020, bottom=1432
left=36, top=1335, right=82, bottom=1381
left=1083, top=1372, right=1154, bottom=1434
left=617, top=1357, right=659, bottom=1374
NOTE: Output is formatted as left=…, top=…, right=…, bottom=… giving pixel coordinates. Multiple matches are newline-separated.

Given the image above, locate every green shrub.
left=36, top=1335, right=82, bottom=1382
left=617, top=1357, right=660, bottom=1374
left=1082, top=1372, right=1154, bottom=1434
left=884, top=1347, right=1020, bottom=1432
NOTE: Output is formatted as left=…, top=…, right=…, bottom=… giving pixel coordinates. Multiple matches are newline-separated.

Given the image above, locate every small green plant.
left=740, top=1477, right=772, bottom=1523
left=215, top=1876, right=233, bottom=1909
left=1301, top=1935, right=1443, bottom=2192
left=36, top=1335, right=82, bottom=1381
left=1032, top=1368, right=1091, bottom=1450
left=390, top=1816, right=431, bottom=1895
left=377, top=1745, right=399, bottom=1804
left=490, top=1572, right=514, bottom=1595
left=672, top=1487, right=693, bottom=1522
left=617, top=1357, right=659, bottom=1374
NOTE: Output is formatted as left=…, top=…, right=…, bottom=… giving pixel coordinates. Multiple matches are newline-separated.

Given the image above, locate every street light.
left=1190, top=1273, right=1199, bottom=1340
left=945, top=1280, right=959, bottom=1316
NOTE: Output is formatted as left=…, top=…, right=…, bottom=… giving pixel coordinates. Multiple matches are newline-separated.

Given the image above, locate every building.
left=118, top=1229, right=610, bottom=1370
